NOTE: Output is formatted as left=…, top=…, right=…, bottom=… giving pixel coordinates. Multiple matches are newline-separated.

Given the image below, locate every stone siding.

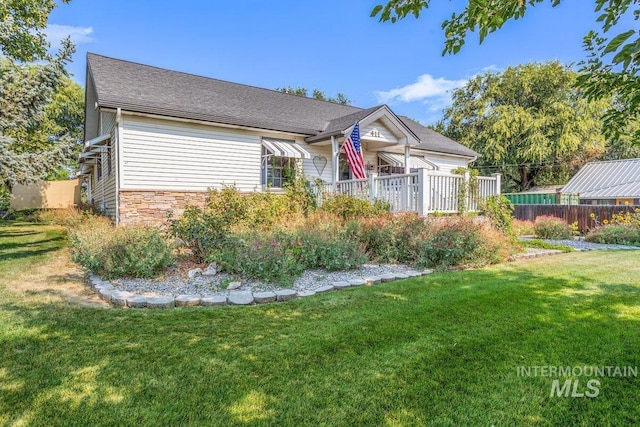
left=119, top=190, right=208, bottom=226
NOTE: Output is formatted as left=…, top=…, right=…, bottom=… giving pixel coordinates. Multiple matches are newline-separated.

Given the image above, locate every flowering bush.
left=350, top=213, right=425, bottom=263
left=479, top=195, right=514, bottom=235
left=214, top=232, right=304, bottom=286
left=533, top=216, right=572, bottom=239
left=586, top=208, right=640, bottom=246
left=409, top=217, right=514, bottom=270
left=513, top=219, right=535, bottom=236
left=321, top=194, right=390, bottom=220
left=585, top=225, right=640, bottom=246
left=214, top=228, right=366, bottom=286
left=69, top=215, right=175, bottom=278
left=169, top=185, right=517, bottom=282
left=168, top=206, right=232, bottom=262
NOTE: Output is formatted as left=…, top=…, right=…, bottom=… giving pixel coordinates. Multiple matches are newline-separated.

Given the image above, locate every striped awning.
left=262, top=138, right=310, bottom=159
left=378, top=152, right=436, bottom=170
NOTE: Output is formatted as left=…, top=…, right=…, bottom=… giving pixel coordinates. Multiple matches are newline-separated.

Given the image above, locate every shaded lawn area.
left=1, top=221, right=639, bottom=426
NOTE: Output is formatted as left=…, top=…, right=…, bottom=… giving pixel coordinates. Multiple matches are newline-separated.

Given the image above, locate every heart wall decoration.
left=313, top=155, right=327, bottom=176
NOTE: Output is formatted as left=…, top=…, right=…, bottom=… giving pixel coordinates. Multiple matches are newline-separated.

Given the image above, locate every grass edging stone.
left=87, top=269, right=437, bottom=309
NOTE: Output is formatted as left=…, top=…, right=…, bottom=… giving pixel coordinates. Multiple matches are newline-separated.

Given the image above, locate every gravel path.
left=520, top=236, right=640, bottom=251
left=111, top=264, right=416, bottom=297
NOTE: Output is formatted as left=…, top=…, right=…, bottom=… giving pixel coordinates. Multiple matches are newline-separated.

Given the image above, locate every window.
left=96, top=155, right=102, bottom=180
left=262, top=147, right=294, bottom=189
left=107, top=145, right=112, bottom=176
left=377, top=157, right=414, bottom=175
left=339, top=153, right=351, bottom=181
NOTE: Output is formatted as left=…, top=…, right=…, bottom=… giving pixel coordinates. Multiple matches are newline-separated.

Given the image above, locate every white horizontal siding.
left=91, top=111, right=117, bottom=218
left=301, top=143, right=333, bottom=183
left=120, top=116, right=261, bottom=192
left=363, top=149, right=378, bottom=173
left=362, top=120, right=398, bottom=144
left=426, top=153, right=469, bottom=173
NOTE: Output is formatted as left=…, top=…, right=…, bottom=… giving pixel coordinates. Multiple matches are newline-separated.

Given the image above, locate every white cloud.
left=480, top=64, right=500, bottom=73
left=374, top=74, right=467, bottom=105
left=46, top=24, right=94, bottom=46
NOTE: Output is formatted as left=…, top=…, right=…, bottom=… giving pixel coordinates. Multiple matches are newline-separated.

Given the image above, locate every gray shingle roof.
left=87, top=53, right=478, bottom=158
left=561, top=158, right=640, bottom=198
left=313, top=106, right=384, bottom=139
left=400, top=117, right=479, bottom=158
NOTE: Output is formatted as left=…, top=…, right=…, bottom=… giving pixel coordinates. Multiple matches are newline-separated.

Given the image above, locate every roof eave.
left=98, top=101, right=317, bottom=137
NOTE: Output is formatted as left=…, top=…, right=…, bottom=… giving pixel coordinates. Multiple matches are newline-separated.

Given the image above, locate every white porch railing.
left=311, top=169, right=501, bottom=215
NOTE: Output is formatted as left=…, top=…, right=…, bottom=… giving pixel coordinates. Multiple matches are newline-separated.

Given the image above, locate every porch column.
left=404, top=144, right=411, bottom=210
left=404, top=144, right=411, bottom=174
left=492, top=173, right=502, bottom=195
left=417, top=168, right=427, bottom=216
left=331, top=135, right=339, bottom=191
left=368, top=173, right=378, bottom=203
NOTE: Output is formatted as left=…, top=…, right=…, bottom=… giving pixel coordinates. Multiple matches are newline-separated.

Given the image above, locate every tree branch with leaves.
left=0, top=0, right=81, bottom=191
left=371, top=0, right=639, bottom=143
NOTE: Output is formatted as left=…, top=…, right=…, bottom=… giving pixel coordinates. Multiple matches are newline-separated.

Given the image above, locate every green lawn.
left=1, top=221, right=639, bottom=426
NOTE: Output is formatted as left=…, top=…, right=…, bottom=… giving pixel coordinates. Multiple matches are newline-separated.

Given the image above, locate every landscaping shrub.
left=351, top=214, right=513, bottom=270
left=321, top=194, right=390, bottom=220
left=294, top=230, right=366, bottom=271
left=169, top=206, right=231, bottom=262
left=480, top=195, right=514, bottom=235
left=349, top=214, right=397, bottom=262
left=470, top=220, right=517, bottom=266
left=585, top=224, right=640, bottom=246
left=513, top=219, right=535, bottom=236
left=214, top=224, right=366, bottom=286
left=68, top=215, right=114, bottom=274
left=214, top=231, right=304, bottom=286
left=351, top=213, right=425, bottom=263
left=170, top=187, right=516, bottom=281
left=411, top=218, right=489, bottom=270
left=70, top=216, right=174, bottom=279
left=283, top=174, right=317, bottom=216
left=206, top=185, right=250, bottom=225
left=244, top=191, right=291, bottom=230
left=533, top=215, right=572, bottom=239
left=0, top=185, right=10, bottom=217
left=34, top=207, right=99, bottom=227
left=102, top=227, right=175, bottom=278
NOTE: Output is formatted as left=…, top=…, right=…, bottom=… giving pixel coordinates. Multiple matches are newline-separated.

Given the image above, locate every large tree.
left=437, top=62, right=608, bottom=192
left=0, top=0, right=70, bottom=62
left=371, top=0, right=640, bottom=143
left=0, top=0, right=79, bottom=190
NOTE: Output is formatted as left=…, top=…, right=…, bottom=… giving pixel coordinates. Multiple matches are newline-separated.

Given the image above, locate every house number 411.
left=369, top=129, right=381, bottom=137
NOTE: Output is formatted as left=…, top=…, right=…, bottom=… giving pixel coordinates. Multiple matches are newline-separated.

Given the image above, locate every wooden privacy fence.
left=513, top=204, right=640, bottom=233
left=11, top=179, right=81, bottom=210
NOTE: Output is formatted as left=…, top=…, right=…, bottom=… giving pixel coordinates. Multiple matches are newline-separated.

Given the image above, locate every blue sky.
left=47, top=0, right=603, bottom=125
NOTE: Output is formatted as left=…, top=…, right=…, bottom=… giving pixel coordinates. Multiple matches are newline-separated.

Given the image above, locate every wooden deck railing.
left=311, top=170, right=501, bottom=215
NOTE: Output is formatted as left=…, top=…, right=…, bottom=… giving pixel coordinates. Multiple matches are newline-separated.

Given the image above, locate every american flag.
left=342, top=122, right=366, bottom=179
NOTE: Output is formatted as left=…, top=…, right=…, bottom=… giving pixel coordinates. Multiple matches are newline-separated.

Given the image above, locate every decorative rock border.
left=88, top=270, right=434, bottom=309
left=510, top=248, right=564, bottom=260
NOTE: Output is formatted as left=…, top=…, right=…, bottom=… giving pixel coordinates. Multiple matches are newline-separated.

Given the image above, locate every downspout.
left=115, top=108, right=122, bottom=225
left=101, top=151, right=105, bottom=212
left=87, top=173, right=92, bottom=203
